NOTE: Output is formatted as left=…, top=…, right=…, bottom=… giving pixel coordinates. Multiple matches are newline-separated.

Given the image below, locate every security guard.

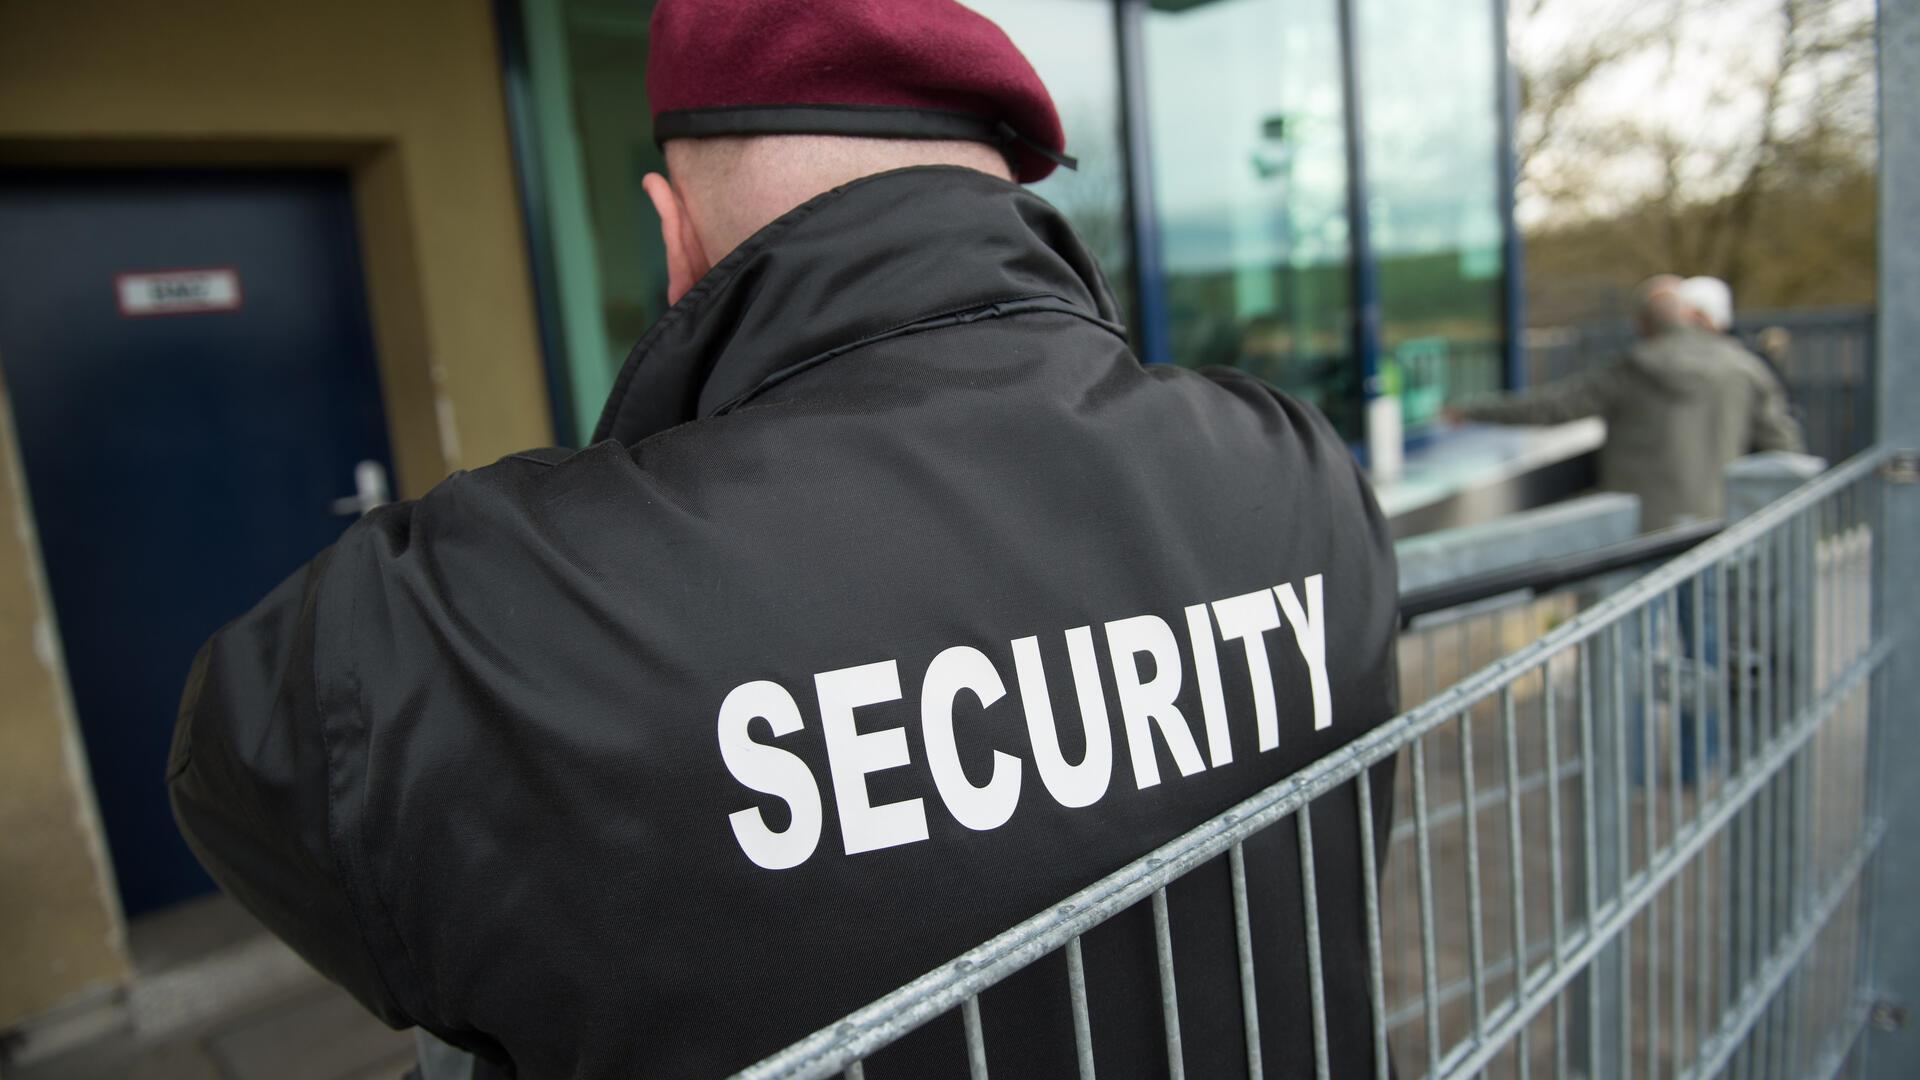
left=169, top=1, right=1400, bottom=1076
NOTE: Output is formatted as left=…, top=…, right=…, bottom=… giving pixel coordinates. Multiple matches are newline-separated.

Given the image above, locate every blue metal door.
left=0, top=170, right=394, bottom=917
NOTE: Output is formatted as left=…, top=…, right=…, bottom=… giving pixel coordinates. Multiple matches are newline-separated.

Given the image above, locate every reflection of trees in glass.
left=1029, top=106, right=1134, bottom=320
left=1358, top=0, right=1505, bottom=412
left=1141, top=0, right=1361, bottom=439
left=1513, top=0, right=1876, bottom=321
left=965, top=0, right=1135, bottom=323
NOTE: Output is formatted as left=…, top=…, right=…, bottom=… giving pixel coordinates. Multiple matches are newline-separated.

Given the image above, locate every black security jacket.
left=170, top=167, right=1400, bottom=1079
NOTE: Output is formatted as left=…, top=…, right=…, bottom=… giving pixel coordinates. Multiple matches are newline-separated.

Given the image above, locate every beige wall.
left=0, top=380, right=130, bottom=1026
left=0, top=0, right=550, bottom=1027
left=0, top=0, right=554, bottom=490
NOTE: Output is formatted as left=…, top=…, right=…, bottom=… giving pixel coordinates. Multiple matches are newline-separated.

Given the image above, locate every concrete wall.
left=0, top=0, right=551, bottom=1027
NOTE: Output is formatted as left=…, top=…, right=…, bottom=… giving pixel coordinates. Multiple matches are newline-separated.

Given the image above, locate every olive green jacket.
left=1462, top=327, right=1805, bottom=529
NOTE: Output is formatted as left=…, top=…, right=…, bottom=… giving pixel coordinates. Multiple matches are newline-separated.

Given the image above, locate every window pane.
left=964, top=0, right=1134, bottom=323
left=556, top=0, right=668, bottom=445
left=1142, top=0, right=1360, bottom=440
left=1359, top=0, right=1506, bottom=430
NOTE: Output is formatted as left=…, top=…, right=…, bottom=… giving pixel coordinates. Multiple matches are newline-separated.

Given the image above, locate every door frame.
left=0, top=137, right=456, bottom=498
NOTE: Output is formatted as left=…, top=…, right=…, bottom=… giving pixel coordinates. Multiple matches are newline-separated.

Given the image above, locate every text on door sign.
left=116, top=268, right=243, bottom=317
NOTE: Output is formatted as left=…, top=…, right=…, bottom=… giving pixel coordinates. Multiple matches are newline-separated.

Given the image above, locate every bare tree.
left=1513, top=0, right=1876, bottom=315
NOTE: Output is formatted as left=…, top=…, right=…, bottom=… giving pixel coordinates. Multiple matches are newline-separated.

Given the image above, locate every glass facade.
left=964, top=0, right=1135, bottom=322
left=1358, top=0, right=1509, bottom=431
left=1142, top=0, right=1360, bottom=436
left=517, top=0, right=670, bottom=445
left=510, top=0, right=1514, bottom=451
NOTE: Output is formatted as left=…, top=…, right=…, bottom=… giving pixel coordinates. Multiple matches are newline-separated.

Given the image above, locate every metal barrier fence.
left=739, top=446, right=1897, bottom=1080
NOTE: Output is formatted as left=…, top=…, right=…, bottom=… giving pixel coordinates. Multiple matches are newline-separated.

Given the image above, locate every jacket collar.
left=592, top=166, right=1126, bottom=446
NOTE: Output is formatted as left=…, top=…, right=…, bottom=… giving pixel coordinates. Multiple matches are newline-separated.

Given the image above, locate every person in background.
left=1446, top=275, right=1805, bottom=531
left=1679, top=274, right=1735, bottom=334
left=1682, top=273, right=1795, bottom=385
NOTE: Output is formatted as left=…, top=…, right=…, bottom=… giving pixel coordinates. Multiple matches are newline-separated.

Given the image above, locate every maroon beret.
left=647, top=0, right=1074, bottom=183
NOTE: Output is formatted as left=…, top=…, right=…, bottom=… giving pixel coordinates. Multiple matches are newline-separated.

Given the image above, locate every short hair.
left=665, top=135, right=1013, bottom=263
left=1678, top=276, right=1735, bottom=331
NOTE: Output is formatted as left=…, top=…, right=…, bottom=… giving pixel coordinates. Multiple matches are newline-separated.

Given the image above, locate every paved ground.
left=10, top=895, right=414, bottom=1080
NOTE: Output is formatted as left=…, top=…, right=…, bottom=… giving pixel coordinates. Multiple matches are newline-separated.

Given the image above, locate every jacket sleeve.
left=1746, top=365, right=1807, bottom=454
left=167, top=526, right=417, bottom=1031
left=1458, top=365, right=1615, bottom=427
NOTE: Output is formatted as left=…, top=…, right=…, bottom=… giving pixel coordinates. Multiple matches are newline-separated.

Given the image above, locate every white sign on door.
left=116, top=268, right=243, bottom=317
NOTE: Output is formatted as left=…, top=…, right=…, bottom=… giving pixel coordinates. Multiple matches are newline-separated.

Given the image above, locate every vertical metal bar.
left=1414, top=737, right=1443, bottom=1079
left=1860, top=463, right=1894, bottom=1080
left=1728, top=553, right=1743, bottom=1037
left=1759, top=540, right=1774, bottom=752
left=1355, top=775, right=1389, bottom=1080
left=1556, top=992, right=1569, bottom=1080
left=1611, top=622, right=1632, bottom=1079
left=1544, top=657, right=1570, bottom=1080
left=1786, top=508, right=1813, bottom=1080
left=1502, top=688, right=1529, bottom=1012
left=1228, top=842, right=1265, bottom=1080
left=1666, top=588, right=1686, bottom=1080
left=1580, top=643, right=1603, bottom=1077
left=1152, top=888, right=1185, bottom=1080
left=1612, top=622, right=1630, bottom=890
left=1774, top=523, right=1791, bottom=742
left=1755, top=543, right=1776, bottom=1077
left=1786, top=763, right=1809, bottom=1073
left=1639, top=606, right=1659, bottom=1080
left=1672, top=811, right=1686, bottom=1071
left=1298, top=808, right=1332, bottom=1080
left=1732, top=547, right=1754, bottom=1080
left=1461, top=706, right=1490, bottom=1038
left=1695, top=833, right=1710, bottom=1074
left=1545, top=660, right=1568, bottom=959
left=1669, top=588, right=1684, bottom=848
left=844, top=1063, right=865, bottom=1080
left=1066, top=936, right=1096, bottom=1080
left=1694, top=570, right=1710, bottom=814
left=963, top=996, right=989, bottom=1080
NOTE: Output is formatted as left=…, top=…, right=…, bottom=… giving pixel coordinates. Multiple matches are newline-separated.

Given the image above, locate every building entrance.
left=0, top=170, right=394, bottom=916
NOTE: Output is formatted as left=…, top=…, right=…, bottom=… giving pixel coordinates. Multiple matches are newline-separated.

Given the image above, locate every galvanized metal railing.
left=739, top=447, right=1898, bottom=1080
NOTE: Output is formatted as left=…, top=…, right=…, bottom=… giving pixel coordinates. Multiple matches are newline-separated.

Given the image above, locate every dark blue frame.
left=1115, top=0, right=1174, bottom=365
left=1491, top=0, right=1528, bottom=390
left=1334, top=0, right=1384, bottom=405
left=493, top=0, right=581, bottom=445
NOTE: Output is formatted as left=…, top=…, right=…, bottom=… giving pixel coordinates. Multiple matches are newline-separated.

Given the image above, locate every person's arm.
left=171, top=452, right=567, bottom=1067
left=1747, top=364, right=1807, bottom=453
left=1455, top=365, right=1615, bottom=427
left=168, top=535, right=418, bottom=1029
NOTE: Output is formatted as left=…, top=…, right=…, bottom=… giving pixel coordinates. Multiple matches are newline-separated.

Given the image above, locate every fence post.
left=1863, top=5, right=1920, bottom=1075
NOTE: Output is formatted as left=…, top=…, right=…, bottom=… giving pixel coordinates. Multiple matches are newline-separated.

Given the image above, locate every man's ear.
left=643, top=172, right=712, bottom=306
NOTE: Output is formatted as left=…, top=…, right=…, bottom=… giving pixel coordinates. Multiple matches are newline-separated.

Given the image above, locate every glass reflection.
left=1359, top=0, right=1506, bottom=430
left=1143, top=0, right=1360, bottom=439
left=966, top=0, right=1135, bottom=323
